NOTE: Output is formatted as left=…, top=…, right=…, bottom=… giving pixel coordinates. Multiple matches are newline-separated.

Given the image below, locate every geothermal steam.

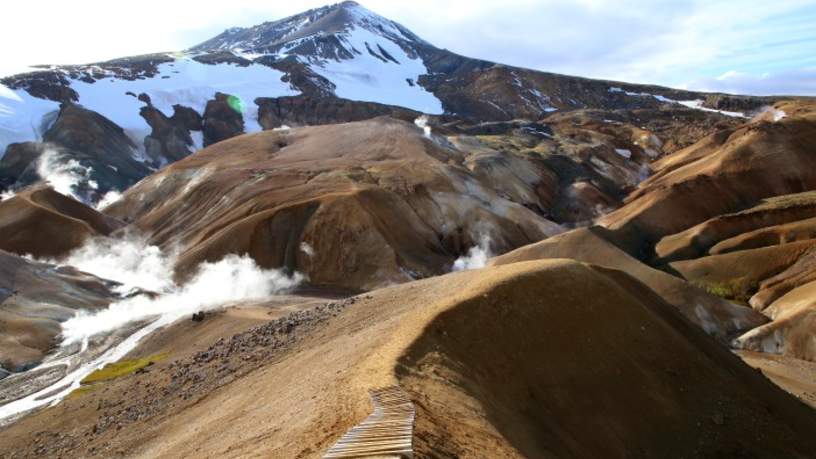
left=0, top=235, right=302, bottom=422
left=36, top=148, right=98, bottom=202
left=414, top=116, right=432, bottom=138
left=52, top=234, right=302, bottom=344
left=95, top=190, right=122, bottom=210
left=61, top=253, right=302, bottom=345
left=452, top=234, right=493, bottom=271
left=50, top=234, right=177, bottom=294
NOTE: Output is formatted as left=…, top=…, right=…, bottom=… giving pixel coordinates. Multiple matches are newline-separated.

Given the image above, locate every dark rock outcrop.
left=260, top=56, right=335, bottom=97
left=202, top=92, right=245, bottom=146
left=703, top=94, right=777, bottom=113
left=0, top=142, right=43, bottom=190
left=141, top=104, right=203, bottom=166
left=0, top=71, right=78, bottom=103
left=255, top=95, right=419, bottom=129
left=0, top=103, right=152, bottom=200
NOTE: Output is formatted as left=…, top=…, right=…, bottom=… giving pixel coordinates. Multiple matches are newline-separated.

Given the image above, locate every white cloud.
left=687, top=67, right=816, bottom=96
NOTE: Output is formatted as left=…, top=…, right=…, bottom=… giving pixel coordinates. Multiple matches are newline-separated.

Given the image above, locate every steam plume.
left=61, top=253, right=302, bottom=345
left=36, top=148, right=97, bottom=202
left=452, top=234, right=493, bottom=271
left=414, top=116, right=432, bottom=138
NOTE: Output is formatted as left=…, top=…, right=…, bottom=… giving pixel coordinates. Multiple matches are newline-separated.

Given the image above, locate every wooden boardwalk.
left=323, top=386, right=415, bottom=458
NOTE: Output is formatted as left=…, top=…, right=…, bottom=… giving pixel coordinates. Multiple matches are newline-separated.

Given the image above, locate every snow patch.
left=677, top=100, right=746, bottom=118
left=190, top=131, right=204, bottom=151
left=0, top=84, right=60, bottom=157
left=1, top=57, right=299, bottom=157
left=307, top=26, right=442, bottom=114
left=68, top=57, right=298, bottom=135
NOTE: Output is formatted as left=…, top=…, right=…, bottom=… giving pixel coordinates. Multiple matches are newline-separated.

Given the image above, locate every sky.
left=1, top=0, right=814, bottom=95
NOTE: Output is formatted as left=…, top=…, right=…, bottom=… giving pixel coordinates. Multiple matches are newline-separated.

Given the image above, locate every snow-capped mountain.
left=0, top=3, right=447, bottom=161
left=0, top=0, right=776, bottom=198
left=190, top=1, right=444, bottom=113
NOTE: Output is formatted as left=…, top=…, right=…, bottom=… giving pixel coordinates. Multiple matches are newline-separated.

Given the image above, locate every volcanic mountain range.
left=0, top=2, right=815, bottom=458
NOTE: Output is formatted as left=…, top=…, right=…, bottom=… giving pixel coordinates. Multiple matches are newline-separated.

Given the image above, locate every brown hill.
left=103, top=109, right=735, bottom=290
left=599, top=101, right=816, bottom=255
left=2, top=259, right=815, bottom=457
left=710, top=215, right=816, bottom=255
left=669, top=240, right=816, bottom=305
left=735, top=280, right=816, bottom=361
left=0, top=186, right=123, bottom=259
left=490, top=226, right=766, bottom=341
left=105, top=117, right=573, bottom=290
left=750, top=246, right=816, bottom=310
left=655, top=191, right=816, bottom=263
left=589, top=101, right=816, bottom=363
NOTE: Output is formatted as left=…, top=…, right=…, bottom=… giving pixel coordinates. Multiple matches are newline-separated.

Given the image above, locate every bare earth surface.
left=2, top=260, right=815, bottom=458
left=738, top=350, right=816, bottom=409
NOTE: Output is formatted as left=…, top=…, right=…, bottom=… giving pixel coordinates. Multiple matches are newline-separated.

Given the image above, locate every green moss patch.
left=694, top=279, right=756, bottom=305
left=80, top=353, right=167, bottom=385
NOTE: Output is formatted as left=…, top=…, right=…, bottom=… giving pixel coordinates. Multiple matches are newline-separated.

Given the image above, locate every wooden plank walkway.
left=323, top=386, right=415, bottom=458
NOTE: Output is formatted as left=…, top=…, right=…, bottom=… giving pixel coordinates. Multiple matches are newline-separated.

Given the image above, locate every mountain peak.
left=189, top=2, right=424, bottom=54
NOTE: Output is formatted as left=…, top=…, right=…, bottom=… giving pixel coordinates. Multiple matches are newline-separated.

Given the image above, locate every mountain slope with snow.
left=0, top=1, right=785, bottom=185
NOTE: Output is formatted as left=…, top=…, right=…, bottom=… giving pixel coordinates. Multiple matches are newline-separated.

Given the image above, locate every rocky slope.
left=597, top=101, right=816, bottom=362
left=0, top=249, right=117, bottom=374
left=2, top=260, right=816, bottom=457
left=99, top=110, right=727, bottom=291
left=105, top=117, right=566, bottom=290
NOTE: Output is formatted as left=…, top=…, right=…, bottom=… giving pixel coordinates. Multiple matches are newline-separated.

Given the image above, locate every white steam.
left=414, top=115, right=432, bottom=138
left=753, top=106, right=787, bottom=123
left=50, top=234, right=304, bottom=339
left=61, top=253, right=302, bottom=345
left=452, top=234, right=493, bottom=271
left=95, top=190, right=122, bottom=210
left=51, top=235, right=176, bottom=295
left=300, top=241, right=315, bottom=257
left=0, top=235, right=302, bottom=421
left=36, top=149, right=98, bottom=202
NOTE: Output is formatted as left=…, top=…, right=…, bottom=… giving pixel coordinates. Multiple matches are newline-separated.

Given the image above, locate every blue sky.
left=1, top=0, right=814, bottom=95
